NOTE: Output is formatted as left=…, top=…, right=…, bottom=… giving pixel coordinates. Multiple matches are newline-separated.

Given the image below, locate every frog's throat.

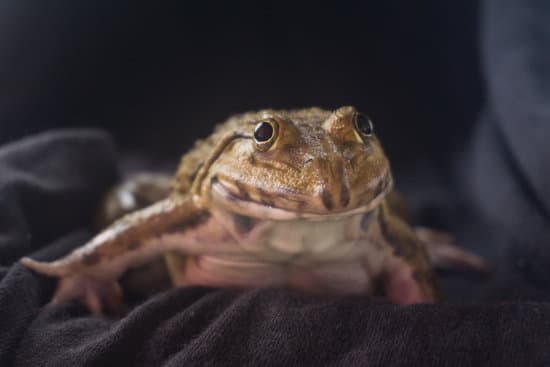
left=199, top=176, right=392, bottom=221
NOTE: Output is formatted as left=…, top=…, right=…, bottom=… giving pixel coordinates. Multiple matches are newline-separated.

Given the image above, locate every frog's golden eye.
left=354, top=112, right=374, bottom=138
left=253, top=120, right=278, bottom=150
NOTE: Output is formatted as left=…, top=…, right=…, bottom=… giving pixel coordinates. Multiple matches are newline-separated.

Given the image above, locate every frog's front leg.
left=374, top=203, right=440, bottom=304
left=20, top=194, right=212, bottom=314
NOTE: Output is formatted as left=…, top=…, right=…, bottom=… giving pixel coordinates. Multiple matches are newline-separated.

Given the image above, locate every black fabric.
left=0, top=130, right=119, bottom=366
left=2, top=0, right=550, bottom=366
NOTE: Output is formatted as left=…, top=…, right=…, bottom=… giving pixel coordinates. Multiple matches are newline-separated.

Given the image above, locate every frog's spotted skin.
left=21, top=106, right=485, bottom=314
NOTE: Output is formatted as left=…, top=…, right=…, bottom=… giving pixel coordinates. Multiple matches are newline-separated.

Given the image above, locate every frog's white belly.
left=174, top=213, right=386, bottom=295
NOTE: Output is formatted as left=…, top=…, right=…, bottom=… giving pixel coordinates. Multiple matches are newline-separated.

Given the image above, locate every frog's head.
left=191, top=106, right=393, bottom=220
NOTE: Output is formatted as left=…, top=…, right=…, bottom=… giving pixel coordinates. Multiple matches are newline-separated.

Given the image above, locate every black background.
left=0, top=1, right=482, bottom=173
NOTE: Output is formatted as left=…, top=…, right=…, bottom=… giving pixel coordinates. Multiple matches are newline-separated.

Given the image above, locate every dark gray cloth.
left=0, top=130, right=118, bottom=366
left=449, top=0, right=550, bottom=300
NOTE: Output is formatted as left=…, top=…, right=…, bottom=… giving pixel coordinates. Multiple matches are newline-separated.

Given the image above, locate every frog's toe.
left=21, top=257, right=70, bottom=277
left=51, top=275, right=125, bottom=315
left=382, top=256, right=439, bottom=305
left=415, top=226, right=490, bottom=275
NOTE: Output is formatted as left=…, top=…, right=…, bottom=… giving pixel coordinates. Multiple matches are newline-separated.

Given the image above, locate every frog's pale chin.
left=208, top=178, right=388, bottom=221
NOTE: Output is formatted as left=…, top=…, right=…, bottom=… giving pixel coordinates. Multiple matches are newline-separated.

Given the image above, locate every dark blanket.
left=2, top=0, right=550, bottom=366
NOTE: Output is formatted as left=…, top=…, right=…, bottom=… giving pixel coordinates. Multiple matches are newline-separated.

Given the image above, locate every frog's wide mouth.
left=208, top=175, right=390, bottom=221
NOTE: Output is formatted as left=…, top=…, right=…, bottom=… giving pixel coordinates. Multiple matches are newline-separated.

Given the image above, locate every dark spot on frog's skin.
left=210, top=175, right=219, bottom=186
left=235, top=181, right=251, bottom=201
left=360, top=210, right=376, bottom=231
left=372, top=178, right=387, bottom=201
left=233, top=214, right=256, bottom=233
left=256, top=187, right=274, bottom=207
left=83, top=252, right=101, bottom=266
left=340, top=183, right=350, bottom=208
left=261, top=197, right=273, bottom=207
left=321, top=189, right=334, bottom=210
left=166, top=211, right=211, bottom=233
left=189, top=163, right=204, bottom=183
left=378, top=207, right=413, bottom=259
left=282, top=195, right=307, bottom=212
left=332, top=160, right=350, bottom=208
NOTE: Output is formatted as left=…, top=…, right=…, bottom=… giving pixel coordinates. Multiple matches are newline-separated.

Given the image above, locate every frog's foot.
left=50, top=275, right=126, bottom=315
left=382, top=256, right=439, bottom=305
left=21, top=257, right=125, bottom=314
left=415, top=226, right=490, bottom=274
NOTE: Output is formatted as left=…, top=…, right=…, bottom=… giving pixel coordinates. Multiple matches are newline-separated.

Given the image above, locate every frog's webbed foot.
left=415, top=226, right=490, bottom=275
left=21, top=257, right=126, bottom=315
left=382, top=256, right=438, bottom=305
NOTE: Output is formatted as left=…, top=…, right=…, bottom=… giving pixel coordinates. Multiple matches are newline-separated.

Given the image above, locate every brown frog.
left=21, top=106, right=487, bottom=314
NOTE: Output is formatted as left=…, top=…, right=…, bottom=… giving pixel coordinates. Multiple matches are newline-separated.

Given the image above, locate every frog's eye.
left=253, top=120, right=278, bottom=150
left=354, top=112, right=374, bottom=138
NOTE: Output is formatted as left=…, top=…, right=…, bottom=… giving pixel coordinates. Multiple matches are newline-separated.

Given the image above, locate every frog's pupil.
left=356, top=113, right=373, bottom=136
left=254, top=122, right=274, bottom=142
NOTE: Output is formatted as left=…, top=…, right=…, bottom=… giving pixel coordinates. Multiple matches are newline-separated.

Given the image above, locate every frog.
left=21, top=106, right=487, bottom=314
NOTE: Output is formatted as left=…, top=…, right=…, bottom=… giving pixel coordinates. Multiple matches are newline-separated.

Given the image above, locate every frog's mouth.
left=208, top=174, right=391, bottom=221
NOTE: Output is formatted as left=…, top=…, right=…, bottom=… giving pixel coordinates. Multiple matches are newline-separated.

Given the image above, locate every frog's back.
left=173, top=107, right=331, bottom=193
